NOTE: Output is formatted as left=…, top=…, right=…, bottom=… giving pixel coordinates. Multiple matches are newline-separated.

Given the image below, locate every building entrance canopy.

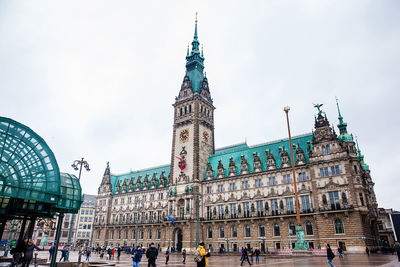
left=0, top=116, right=82, bottom=218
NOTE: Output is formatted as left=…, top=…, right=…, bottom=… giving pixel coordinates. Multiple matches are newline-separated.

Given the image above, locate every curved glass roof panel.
left=56, top=172, right=82, bottom=213
left=0, top=116, right=60, bottom=204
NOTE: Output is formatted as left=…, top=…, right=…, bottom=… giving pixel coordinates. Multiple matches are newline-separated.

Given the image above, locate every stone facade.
left=92, top=21, right=379, bottom=253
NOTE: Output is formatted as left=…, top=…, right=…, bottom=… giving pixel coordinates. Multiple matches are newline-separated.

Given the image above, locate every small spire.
left=194, top=12, right=198, bottom=40
left=336, top=96, right=344, bottom=124
left=187, top=44, right=189, bottom=56
left=201, top=45, right=204, bottom=57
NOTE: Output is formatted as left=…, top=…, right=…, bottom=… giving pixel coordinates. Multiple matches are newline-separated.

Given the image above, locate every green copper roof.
left=205, top=133, right=313, bottom=179
left=0, top=116, right=61, bottom=204
left=185, top=20, right=205, bottom=92
left=111, top=164, right=170, bottom=194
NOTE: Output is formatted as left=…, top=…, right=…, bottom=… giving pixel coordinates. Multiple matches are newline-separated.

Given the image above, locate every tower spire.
left=191, top=12, right=200, bottom=54
left=335, top=97, right=353, bottom=142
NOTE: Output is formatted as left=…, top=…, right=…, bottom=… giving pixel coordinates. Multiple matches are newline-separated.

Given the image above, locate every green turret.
left=356, top=138, right=370, bottom=170
left=336, top=98, right=353, bottom=142
left=185, top=16, right=205, bottom=92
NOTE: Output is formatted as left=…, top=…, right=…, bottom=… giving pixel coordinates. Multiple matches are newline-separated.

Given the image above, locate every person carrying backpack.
left=131, top=246, right=142, bottom=267
left=195, top=242, right=210, bottom=267
left=326, top=244, right=335, bottom=267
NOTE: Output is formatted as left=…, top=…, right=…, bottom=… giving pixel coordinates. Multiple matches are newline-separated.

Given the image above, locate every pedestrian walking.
left=117, top=246, right=121, bottom=260
left=112, top=247, right=115, bottom=259
left=86, top=248, right=91, bottom=261
left=146, top=243, right=158, bottom=267
left=365, top=247, right=370, bottom=256
left=21, top=240, right=42, bottom=267
left=255, top=248, right=260, bottom=264
left=337, top=247, right=343, bottom=260
left=240, top=247, right=252, bottom=266
left=195, top=242, right=210, bottom=267
left=326, top=244, right=335, bottom=267
left=182, top=249, right=187, bottom=264
left=250, top=248, right=254, bottom=263
left=107, top=247, right=112, bottom=260
left=60, top=247, right=68, bottom=262
left=49, top=245, right=55, bottom=261
left=131, top=246, right=142, bottom=267
left=165, top=247, right=170, bottom=265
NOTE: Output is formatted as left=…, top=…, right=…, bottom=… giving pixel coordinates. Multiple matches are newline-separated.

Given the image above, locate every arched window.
left=305, top=221, right=313, bottom=235
left=289, top=222, right=296, bottom=236
left=342, top=192, right=347, bottom=204
left=118, top=230, right=121, bottom=239
left=184, top=106, right=187, bottom=114
left=322, top=145, right=326, bottom=155
left=189, top=105, right=192, bottom=113
left=322, top=194, right=328, bottom=205
left=180, top=108, right=182, bottom=116
left=259, top=224, right=265, bottom=237
left=274, top=223, right=280, bottom=236
left=334, top=219, right=344, bottom=234
left=326, top=144, right=331, bottom=154
left=231, top=225, right=237, bottom=237
left=245, top=225, right=251, bottom=237
left=219, top=226, right=225, bottom=238
left=132, top=230, right=136, bottom=239
left=125, top=230, right=128, bottom=239
left=208, top=227, right=213, bottom=238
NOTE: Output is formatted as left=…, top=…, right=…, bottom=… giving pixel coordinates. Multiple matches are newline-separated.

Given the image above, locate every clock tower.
left=170, top=19, right=215, bottom=194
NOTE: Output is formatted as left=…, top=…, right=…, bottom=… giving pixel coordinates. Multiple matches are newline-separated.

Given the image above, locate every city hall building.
left=93, top=21, right=379, bottom=253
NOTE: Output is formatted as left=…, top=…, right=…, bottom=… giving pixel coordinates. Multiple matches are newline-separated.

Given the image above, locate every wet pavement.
left=29, top=251, right=399, bottom=267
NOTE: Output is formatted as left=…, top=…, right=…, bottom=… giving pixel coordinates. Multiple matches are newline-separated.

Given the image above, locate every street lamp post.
left=284, top=107, right=309, bottom=251
left=225, top=237, right=229, bottom=255
left=67, top=158, right=90, bottom=259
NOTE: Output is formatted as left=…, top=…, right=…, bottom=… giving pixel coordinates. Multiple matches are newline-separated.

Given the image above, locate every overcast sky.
left=1, top=1, right=399, bottom=210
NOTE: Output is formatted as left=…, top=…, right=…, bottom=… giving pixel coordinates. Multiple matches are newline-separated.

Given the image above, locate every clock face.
left=202, top=131, right=210, bottom=143
left=179, top=129, right=189, bottom=142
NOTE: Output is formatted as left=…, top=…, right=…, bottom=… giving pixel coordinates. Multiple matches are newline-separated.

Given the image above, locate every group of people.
left=240, top=247, right=261, bottom=266
left=10, top=239, right=42, bottom=267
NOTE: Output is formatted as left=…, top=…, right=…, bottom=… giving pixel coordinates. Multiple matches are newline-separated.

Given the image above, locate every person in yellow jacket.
left=197, top=242, right=210, bottom=267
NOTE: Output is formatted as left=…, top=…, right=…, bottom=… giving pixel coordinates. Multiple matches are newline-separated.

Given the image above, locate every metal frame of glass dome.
left=0, top=116, right=82, bottom=267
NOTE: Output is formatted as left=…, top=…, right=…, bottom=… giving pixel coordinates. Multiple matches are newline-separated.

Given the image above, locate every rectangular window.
left=359, top=193, right=365, bottom=206
left=89, top=210, right=93, bottom=215
left=229, top=183, right=236, bottom=191
left=255, top=179, right=262, bottom=188
left=299, top=172, right=307, bottom=181
left=243, top=202, right=250, bottom=212
left=269, top=177, right=276, bottom=185
left=335, top=165, right=340, bottom=174
left=232, top=226, right=237, bottom=237
left=256, top=200, right=263, bottom=212
left=320, top=168, right=324, bottom=177
left=218, top=205, right=224, bottom=216
left=324, top=167, right=329, bottom=176
left=331, top=166, right=336, bottom=175
left=271, top=199, right=278, bottom=213
left=81, top=210, right=85, bottom=215
left=300, top=195, right=311, bottom=212
left=230, top=203, right=237, bottom=216
left=242, top=181, right=248, bottom=189
left=245, top=225, right=251, bottom=237
left=286, top=197, right=294, bottom=213
left=329, top=191, right=340, bottom=210
left=207, top=186, right=212, bottom=193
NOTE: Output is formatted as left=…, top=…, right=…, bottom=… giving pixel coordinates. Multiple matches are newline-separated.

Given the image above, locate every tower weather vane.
left=195, top=12, right=198, bottom=23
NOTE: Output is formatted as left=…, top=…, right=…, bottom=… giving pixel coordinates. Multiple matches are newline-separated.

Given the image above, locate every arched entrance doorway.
left=173, top=228, right=183, bottom=252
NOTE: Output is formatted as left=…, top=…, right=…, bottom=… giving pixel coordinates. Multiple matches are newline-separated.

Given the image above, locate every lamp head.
left=284, top=106, right=290, bottom=113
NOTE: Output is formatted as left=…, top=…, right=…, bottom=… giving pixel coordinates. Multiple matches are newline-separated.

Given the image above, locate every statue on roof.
left=313, top=103, right=324, bottom=116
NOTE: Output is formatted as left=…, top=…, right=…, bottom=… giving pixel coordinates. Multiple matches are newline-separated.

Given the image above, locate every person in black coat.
left=326, top=244, right=335, bottom=267
left=11, top=239, right=27, bottom=266
left=21, top=240, right=42, bottom=267
left=146, top=243, right=159, bottom=267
